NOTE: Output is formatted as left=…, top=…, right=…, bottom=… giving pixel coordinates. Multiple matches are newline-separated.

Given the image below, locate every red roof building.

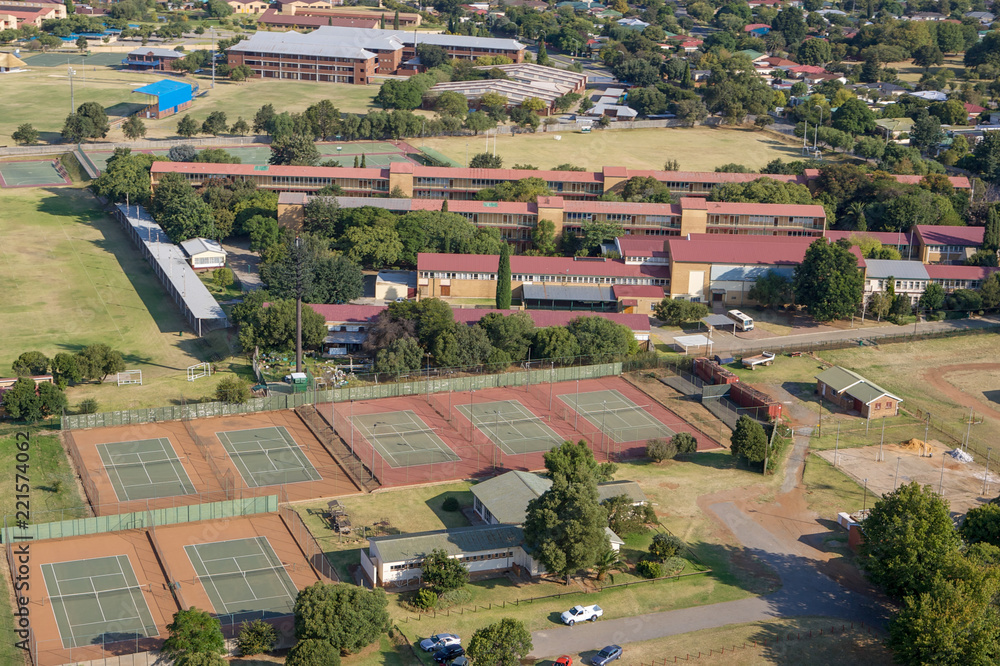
left=924, top=264, right=1000, bottom=290
left=914, top=224, right=985, bottom=264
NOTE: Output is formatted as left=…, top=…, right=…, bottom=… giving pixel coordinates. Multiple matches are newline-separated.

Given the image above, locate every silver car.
left=419, top=633, right=461, bottom=652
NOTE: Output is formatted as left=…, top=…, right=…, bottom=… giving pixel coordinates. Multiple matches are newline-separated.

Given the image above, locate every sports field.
left=418, top=126, right=804, bottom=172
left=0, top=188, right=233, bottom=410
left=0, top=159, right=71, bottom=188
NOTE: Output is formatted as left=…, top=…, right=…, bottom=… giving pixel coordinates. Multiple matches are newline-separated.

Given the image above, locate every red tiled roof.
left=615, top=236, right=668, bottom=257
left=890, top=174, right=972, bottom=188
left=612, top=285, right=665, bottom=298
left=707, top=201, right=826, bottom=217
left=150, top=162, right=387, bottom=179
left=409, top=200, right=536, bottom=214
left=417, top=253, right=670, bottom=279
left=563, top=200, right=680, bottom=216
left=914, top=225, right=984, bottom=246
left=743, top=23, right=770, bottom=31
left=667, top=235, right=865, bottom=267
left=964, top=102, right=986, bottom=114
left=258, top=9, right=378, bottom=27
left=791, top=65, right=830, bottom=74
left=758, top=57, right=799, bottom=67
left=308, top=304, right=388, bottom=323
left=924, top=265, right=1000, bottom=280
left=2, top=8, right=48, bottom=19
left=414, top=165, right=601, bottom=183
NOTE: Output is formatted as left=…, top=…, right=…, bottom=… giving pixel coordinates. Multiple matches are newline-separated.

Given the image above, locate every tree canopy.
left=293, top=583, right=391, bottom=654
left=466, top=619, right=533, bottom=666
left=793, top=239, right=863, bottom=321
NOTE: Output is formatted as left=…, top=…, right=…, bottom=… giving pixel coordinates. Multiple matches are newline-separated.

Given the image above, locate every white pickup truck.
left=560, top=604, right=603, bottom=625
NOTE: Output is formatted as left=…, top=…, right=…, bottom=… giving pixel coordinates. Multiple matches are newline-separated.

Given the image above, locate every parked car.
left=433, top=645, right=466, bottom=663
left=560, top=604, right=604, bottom=625
left=556, top=656, right=573, bottom=666
left=591, top=645, right=623, bottom=666
left=451, top=657, right=470, bottom=666
left=420, top=634, right=461, bottom=652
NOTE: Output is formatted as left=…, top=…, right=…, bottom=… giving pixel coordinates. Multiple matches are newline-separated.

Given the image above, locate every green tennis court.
left=457, top=400, right=564, bottom=455
left=558, top=389, right=674, bottom=443
left=0, top=160, right=69, bottom=187
left=318, top=141, right=398, bottom=155
left=216, top=426, right=321, bottom=488
left=23, top=51, right=127, bottom=67
left=351, top=410, right=460, bottom=468
left=98, top=438, right=196, bottom=502
left=42, top=555, right=157, bottom=649
left=185, top=537, right=299, bottom=621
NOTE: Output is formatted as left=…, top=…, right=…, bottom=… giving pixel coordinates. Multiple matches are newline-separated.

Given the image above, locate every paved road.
left=655, top=315, right=1000, bottom=354
left=529, top=431, right=890, bottom=659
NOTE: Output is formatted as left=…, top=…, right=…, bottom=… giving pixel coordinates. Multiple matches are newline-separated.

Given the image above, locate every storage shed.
left=815, top=366, right=902, bottom=419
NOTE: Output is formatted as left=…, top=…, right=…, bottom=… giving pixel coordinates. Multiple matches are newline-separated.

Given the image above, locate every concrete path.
left=529, top=431, right=890, bottom=658
left=221, top=239, right=262, bottom=291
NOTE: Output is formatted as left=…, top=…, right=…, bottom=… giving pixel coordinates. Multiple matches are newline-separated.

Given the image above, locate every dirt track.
left=921, top=363, right=1000, bottom=422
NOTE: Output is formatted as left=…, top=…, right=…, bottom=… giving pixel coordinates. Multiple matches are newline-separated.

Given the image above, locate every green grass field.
left=418, top=126, right=804, bottom=172
left=0, top=187, right=237, bottom=411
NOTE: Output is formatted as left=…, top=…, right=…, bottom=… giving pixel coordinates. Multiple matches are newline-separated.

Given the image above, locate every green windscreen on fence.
left=5, top=496, right=278, bottom=542
left=702, top=384, right=733, bottom=400
left=61, top=363, right=623, bottom=430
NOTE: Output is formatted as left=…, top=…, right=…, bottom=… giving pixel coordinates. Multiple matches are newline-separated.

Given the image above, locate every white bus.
left=727, top=310, right=754, bottom=331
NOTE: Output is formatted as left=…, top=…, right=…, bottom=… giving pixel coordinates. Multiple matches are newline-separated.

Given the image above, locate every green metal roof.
left=369, top=525, right=524, bottom=562
left=816, top=366, right=901, bottom=406
left=472, top=471, right=647, bottom=525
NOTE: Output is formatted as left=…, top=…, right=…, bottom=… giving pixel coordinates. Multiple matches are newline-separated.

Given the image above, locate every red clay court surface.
left=320, top=376, right=719, bottom=488
left=66, top=410, right=359, bottom=516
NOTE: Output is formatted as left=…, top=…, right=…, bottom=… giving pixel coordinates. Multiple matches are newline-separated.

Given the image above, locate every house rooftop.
left=815, top=366, right=901, bottom=406
left=914, top=225, right=984, bottom=246
left=369, top=524, right=525, bottom=562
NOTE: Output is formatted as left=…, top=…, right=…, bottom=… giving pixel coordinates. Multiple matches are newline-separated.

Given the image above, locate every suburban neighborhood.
left=2, top=0, right=1000, bottom=664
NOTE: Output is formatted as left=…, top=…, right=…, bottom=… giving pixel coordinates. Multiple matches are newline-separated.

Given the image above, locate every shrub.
left=671, top=432, right=698, bottom=455
left=236, top=619, right=278, bottom=656
left=646, top=438, right=677, bottom=462
left=78, top=398, right=99, bottom=414
left=286, top=639, right=340, bottom=666
left=442, top=496, right=460, bottom=512
left=649, top=533, right=683, bottom=560
left=436, top=587, right=472, bottom=608
left=661, top=556, right=686, bottom=575
left=215, top=375, right=252, bottom=404
left=636, top=559, right=662, bottom=579
left=413, top=588, right=438, bottom=610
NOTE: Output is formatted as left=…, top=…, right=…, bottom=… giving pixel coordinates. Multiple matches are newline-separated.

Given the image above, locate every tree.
left=470, top=152, right=503, bottom=169
left=522, top=97, right=546, bottom=114
left=269, top=134, right=319, bottom=166
left=285, top=639, right=341, bottom=666
left=984, top=208, right=1000, bottom=253
left=12, top=351, right=50, bottom=376
left=919, top=282, right=946, bottom=311
left=646, top=438, right=677, bottom=462
left=169, top=144, right=198, bottom=162
left=305, top=100, right=340, bottom=140
left=859, top=482, right=960, bottom=599
left=532, top=326, right=580, bottom=364
left=910, top=113, right=945, bottom=153
left=293, top=583, right=391, bottom=654
left=649, top=533, right=683, bottom=560
left=374, top=336, right=423, bottom=375
left=568, top=316, right=632, bottom=362
left=76, top=343, right=125, bottom=382
left=2, top=378, right=43, bottom=422
left=831, top=98, right=876, bottom=136
left=465, top=111, right=495, bottom=135
left=416, top=43, right=448, bottom=69
left=52, top=352, right=82, bottom=387
left=793, top=239, right=863, bottom=321
left=345, top=224, right=402, bottom=268
left=730, top=415, right=767, bottom=468
left=177, top=115, right=200, bottom=138
left=150, top=172, right=217, bottom=243
left=90, top=148, right=158, bottom=205
left=495, top=242, right=512, bottom=309
left=230, top=117, right=251, bottom=136
left=593, top=547, right=629, bottom=582
left=537, top=39, right=549, bottom=66
left=215, top=376, right=251, bottom=403
left=232, top=294, right=326, bottom=352
left=467, top=619, right=532, bottom=666
left=230, top=64, right=253, bottom=83
left=236, top=619, right=278, bottom=657
left=312, top=256, right=364, bottom=304
left=653, top=298, right=709, bottom=326
left=122, top=115, right=146, bottom=140
left=11, top=123, right=38, bottom=145
left=531, top=219, right=557, bottom=256
left=422, top=548, right=469, bottom=593
left=253, top=104, right=276, bottom=135
left=960, top=503, right=1000, bottom=547
left=201, top=111, right=228, bottom=136
left=480, top=311, right=533, bottom=361
left=213, top=266, right=234, bottom=290
left=748, top=270, right=793, bottom=308
left=162, top=608, right=226, bottom=663
left=671, top=432, right=697, bottom=454
left=913, top=44, right=944, bottom=70
left=435, top=91, right=468, bottom=117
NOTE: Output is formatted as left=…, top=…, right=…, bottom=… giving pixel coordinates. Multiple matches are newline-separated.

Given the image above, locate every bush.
left=661, top=556, right=686, bottom=575
left=636, top=559, right=662, bottom=579
left=285, top=639, right=340, bottom=666
left=78, top=398, right=99, bottom=414
left=215, top=375, right=252, bottom=404
left=646, top=438, right=677, bottom=462
left=413, top=588, right=438, bottom=610
left=236, top=619, right=278, bottom=656
left=442, top=496, right=460, bottom=512
left=671, top=432, right=698, bottom=455
left=649, top=533, right=683, bottom=560
left=436, top=587, right=472, bottom=608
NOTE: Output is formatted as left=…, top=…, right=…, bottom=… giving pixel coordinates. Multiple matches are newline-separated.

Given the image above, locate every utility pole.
left=984, top=448, right=992, bottom=496
left=211, top=27, right=216, bottom=89
left=68, top=67, right=76, bottom=114
left=294, top=236, right=303, bottom=373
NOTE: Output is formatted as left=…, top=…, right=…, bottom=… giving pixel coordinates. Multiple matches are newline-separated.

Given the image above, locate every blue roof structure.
left=132, top=79, right=194, bottom=113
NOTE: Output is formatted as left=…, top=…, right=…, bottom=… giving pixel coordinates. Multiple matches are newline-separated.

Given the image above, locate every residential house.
left=815, top=366, right=902, bottom=418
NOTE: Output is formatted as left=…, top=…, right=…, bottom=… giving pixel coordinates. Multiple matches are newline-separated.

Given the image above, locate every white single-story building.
left=180, top=237, right=227, bottom=270
left=376, top=270, right=416, bottom=301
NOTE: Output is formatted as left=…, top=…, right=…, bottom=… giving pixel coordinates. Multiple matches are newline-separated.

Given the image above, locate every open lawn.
left=417, top=127, right=804, bottom=172
left=587, top=616, right=892, bottom=666
left=0, top=66, right=381, bottom=143
left=0, top=187, right=237, bottom=411
left=888, top=55, right=968, bottom=85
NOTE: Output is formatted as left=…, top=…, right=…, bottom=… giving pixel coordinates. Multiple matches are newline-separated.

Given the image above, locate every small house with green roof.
left=815, top=366, right=902, bottom=418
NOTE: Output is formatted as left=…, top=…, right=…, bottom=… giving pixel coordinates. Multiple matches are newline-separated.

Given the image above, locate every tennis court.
left=185, top=536, right=299, bottom=622
left=41, top=555, right=158, bottom=649
left=558, top=389, right=674, bottom=443
left=23, top=52, right=127, bottom=67
left=0, top=160, right=70, bottom=187
left=351, top=410, right=461, bottom=468
left=216, top=426, right=321, bottom=488
left=97, top=438, right=196, bottom=502
left=457, top=399, right=564, bottom=455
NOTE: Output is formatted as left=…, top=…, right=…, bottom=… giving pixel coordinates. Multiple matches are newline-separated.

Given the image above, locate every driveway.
left=529, top=431, right=891, bottom=658
left=221, top=238, right=262, bottom=292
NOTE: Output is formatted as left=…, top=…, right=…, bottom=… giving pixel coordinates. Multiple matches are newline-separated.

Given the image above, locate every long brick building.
left=226, top=27, right=526, bottom=83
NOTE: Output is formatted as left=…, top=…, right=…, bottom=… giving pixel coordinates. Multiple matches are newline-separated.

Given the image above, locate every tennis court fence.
left=278, top=504, right=338, bottom=583
left=183, top=409, right=235, bottom=501
left=61, top=362, right=623, bottom=430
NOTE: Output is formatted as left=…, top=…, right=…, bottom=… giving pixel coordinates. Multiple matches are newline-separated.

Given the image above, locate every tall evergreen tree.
left=393, top=9, right=400, bottom=29
left=496, top=242, right=512, bottom=309
left=984, top=207, right=1000, bottom=253
left=380, top=13, right=386, bottom=28
left=681, top=62, right=692, bottom=88
left=360, top=154, right=367, bottom=167
left=537, top=39, right=549, bottom=66
left=441, top=200, right=448, bottom=212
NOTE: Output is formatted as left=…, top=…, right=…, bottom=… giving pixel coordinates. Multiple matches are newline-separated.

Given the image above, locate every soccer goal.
left=187, top=362, right=211, bottom=382
left=117, top=370, right=143, bottom=386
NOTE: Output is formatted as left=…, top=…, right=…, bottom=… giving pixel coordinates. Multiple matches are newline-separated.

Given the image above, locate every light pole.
left=294, top=236, right=303, bottom=373
left=68, top=67, right=76, bottom=114
left=984, top=448, right=992, bottom=496
left=862, top=478, right=868, bottom=511
left=894, top=456, right=901, bottom=490
left=211, top=27, right=216, bottom=89
left=813, top=104, right=823, bottom=155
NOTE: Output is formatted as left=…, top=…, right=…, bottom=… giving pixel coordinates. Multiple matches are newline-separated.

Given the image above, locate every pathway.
left=529, top=430, right=891, bottom=658
left=221, top=238, right=261, bottom=291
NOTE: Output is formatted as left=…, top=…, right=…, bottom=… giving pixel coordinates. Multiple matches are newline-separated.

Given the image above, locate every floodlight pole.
left=862, top=478, right=868, bottom=511
left=294, top=236, right=303, bottom=373
left=984, top=448, right=992, bottom=496
left=211, top=27, right=216, bottom=89
left=68, top=67, right=76, bottom=114
left=575, top=379, right=580, bottom=430
left=813, top=105, right=823, bottom=154
left=894, top=456, right=901, bottom=490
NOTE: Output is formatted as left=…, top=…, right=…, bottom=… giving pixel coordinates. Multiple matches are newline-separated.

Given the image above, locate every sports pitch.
left=185, top=536, right=299, bottom=622
left=216, top=426, right=321, bottom=488
left=97, top=438, right=196, bottom=502
left=350, top=410, right=461, bottom=468
left=558, top=389, right=674, bottom=443
left=0, top=160, right=69, bottom=188
left=456, top=399, right=564, bottom=455
left=42, top=555, right=157, bottom=649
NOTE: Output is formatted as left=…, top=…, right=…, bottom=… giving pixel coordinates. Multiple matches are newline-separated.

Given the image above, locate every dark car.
left=591, top=645, right=623, bottom=666
left=433, top=645, right=466, bottom=663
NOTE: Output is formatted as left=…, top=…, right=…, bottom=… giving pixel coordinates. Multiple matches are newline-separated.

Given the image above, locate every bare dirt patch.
left=923, top=363, right=1000, bottom=422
